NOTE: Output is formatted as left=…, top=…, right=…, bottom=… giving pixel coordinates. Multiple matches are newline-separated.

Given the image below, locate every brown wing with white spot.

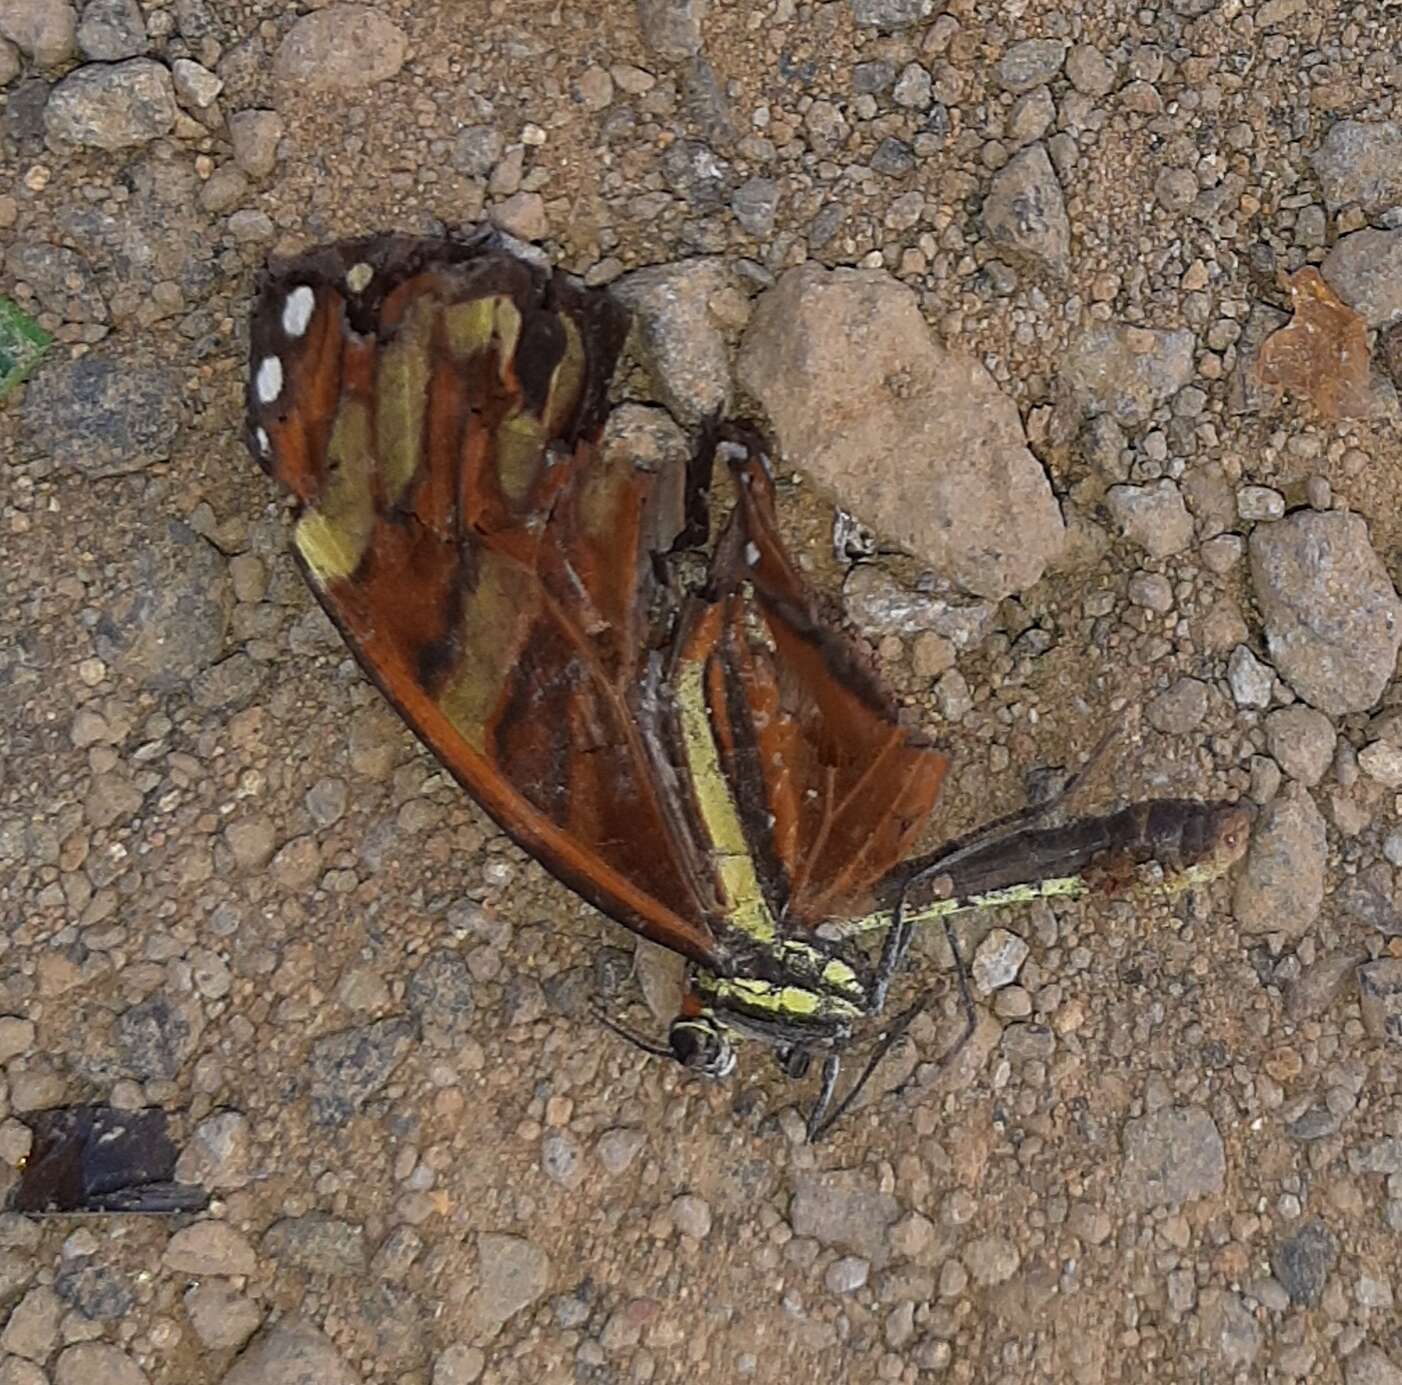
left=247, top=233, right=730, bottom=968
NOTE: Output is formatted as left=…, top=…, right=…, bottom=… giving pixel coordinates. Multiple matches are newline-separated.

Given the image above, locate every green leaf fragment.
left=0, top=296, right=52, bottom=399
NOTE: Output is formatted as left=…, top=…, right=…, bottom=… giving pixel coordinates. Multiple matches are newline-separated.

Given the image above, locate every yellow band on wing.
left=676, top=660, right=778, bottom=945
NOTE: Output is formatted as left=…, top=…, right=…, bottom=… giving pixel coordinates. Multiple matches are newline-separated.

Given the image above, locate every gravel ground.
left=2, top=1, right=1402, bottom=1382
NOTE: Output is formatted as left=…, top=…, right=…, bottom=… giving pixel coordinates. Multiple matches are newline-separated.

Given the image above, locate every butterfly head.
left=667, top=1015, right=737, bottom=1079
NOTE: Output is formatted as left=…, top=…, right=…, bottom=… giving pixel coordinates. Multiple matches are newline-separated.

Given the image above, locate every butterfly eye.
left=668, top=1018, right=735, bottom=1079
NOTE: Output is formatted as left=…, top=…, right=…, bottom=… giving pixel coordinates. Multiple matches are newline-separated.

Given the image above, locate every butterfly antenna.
left=591, top=1005, right=675, bottom=1061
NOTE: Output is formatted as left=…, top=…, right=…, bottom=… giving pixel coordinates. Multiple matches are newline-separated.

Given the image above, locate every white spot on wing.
left=281, top=285, right=315, bottom=338
left=255, top=355, right=283, bottom=404
left=744, top=541, right=761, bottom=567
left=345, top=262, right=373, bottom=293
left=255, top=426, right=270, bottom=454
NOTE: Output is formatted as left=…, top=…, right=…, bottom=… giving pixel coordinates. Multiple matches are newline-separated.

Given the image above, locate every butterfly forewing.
left=248, top=234, right=728, bottom=968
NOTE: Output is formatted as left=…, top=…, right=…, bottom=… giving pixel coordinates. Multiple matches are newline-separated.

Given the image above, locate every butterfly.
left=247, top=230, right=1251, bottom=1135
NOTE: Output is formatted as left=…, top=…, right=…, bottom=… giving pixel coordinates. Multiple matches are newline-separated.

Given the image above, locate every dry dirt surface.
left=3, top=1, right=1402, bottom=1383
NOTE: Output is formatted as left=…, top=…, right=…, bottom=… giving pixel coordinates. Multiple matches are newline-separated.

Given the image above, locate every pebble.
left=738, top=264, right=1063, bottom=598
left=183, top=1279, right=262, bottom=1350
left=1227, top=644, right=1273, bottom=709
left=1264, top=706, right=1336, bottom=786
left=982, top=143, right=1070, bottom=278
left=596, top=1127, right=645, bottom=1175
left=790, top=1174, right=899, bottom=1263
left=1065, top=42, right=1116, bottom=97
left=670, top=1195, right=712, bottom=1239
left=433, top=1345, right=486, bottom=1385
left=472, top=1234, right=550, bottom=1334
left=221, top=1317, right=359, bottom=1385
left=0, top=0, right=74, bottom=65
left=273, top=4, right=408, bottom=90
left=540, top=1130, right=584, bottom=1190
left=963, top=1234, right=1020, bottom=1286
left=1146, top=676, right=1208, bottom=734
left=995, top=39, right=1066, bottom=93
left=1237, top=485, right=1286, bottom=521
left=1062, top=324, right=1195, bottom=426
left=0, top=1286, right=61, bottom=1361
left=635, top=0, right=707, bottom=60
left=1321, top=230, right=1402, bottom=329
left=1104, top=481, right=1193, bottom=558
left=614, top=258, right=736, bottom=425
left=1359, top=740, right=1402, bottom=788
left=1310, top=120, right=1402, bottom=215
left=1251, top=511, right=1402, bottom=715
left=573, top=65, right=613, bottom=111
left=309, top=1017, right=417, bottom=1127
left=1347, top=1349, right=1402, bottom=1385
left=199, top=166, right=249, bottom=215
left=892, top=62, right=931, bottom=110
left=1359, top=960, right=1402, bottom=1044
left=825, top=1255, right=869, bottom=1294
left=53, top=1344, right=147, bottom=1385
left=263, top=1214, right=366, bottom=1276
left=229, top=108, right=283, bottom=177
left=1198, top=1288, right=1261, bottom=1368
left=114, top=993, right=203, bottom=1082
left=972, top=928, right=1028, bottom=993
left=1287, top=948, right=1366, bottom=1022
left=1119, top=1105, right=1225, bottom=1209
left=0, top=1018, right=36, bottom=1065
left=163, top=1222, right=256, bottom=1278
left=44, top=58, right=175, bottom=148
left=1271, top=1218, right=1338, bottom=1306
left=175, top=1110, right=250, bottom=1190
left=490, top=192, right=547, bottom=242
left=6, top=241, right=107, bottom=322
left=845, top=566, right=994, bottom=645
left=731, top=176, right=780, bottom=237
left=170, top=58, right=220, bottom=110
left=23, top=357, right=182, bottom=476
left=851, top=0, right=935, bottom=25
left=75, top=0, right=145, bottom=60
left=0, top=1359, right=46, bottom=1385
left=1234, top=785, right=1327, bottom=938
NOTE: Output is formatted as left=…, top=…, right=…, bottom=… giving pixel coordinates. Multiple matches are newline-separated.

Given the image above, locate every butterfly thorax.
left=690, top=935, right=869, bottom=1052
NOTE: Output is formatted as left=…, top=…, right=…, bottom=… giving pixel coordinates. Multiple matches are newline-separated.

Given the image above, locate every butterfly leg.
left=805, top=1055, right=843, bottom=1142
left=806, top=994, right=929, bottom=1142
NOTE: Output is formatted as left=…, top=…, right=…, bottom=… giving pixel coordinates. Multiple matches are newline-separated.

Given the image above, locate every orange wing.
left=673, top=424, right=950, bottom=928
left=247, top=233, right=728, bottom=968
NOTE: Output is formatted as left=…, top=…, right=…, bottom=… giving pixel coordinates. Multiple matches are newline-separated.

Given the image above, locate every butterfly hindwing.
left=684, top=426, right=950, bottom=928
